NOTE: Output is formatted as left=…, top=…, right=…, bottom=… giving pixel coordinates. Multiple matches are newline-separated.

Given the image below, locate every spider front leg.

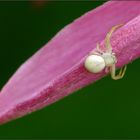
left=89, top=43, right=104, bottom=56
left=110, top=64, right=127, bottom=80
left=105, top=24, right=123, bottom=53
left=96, top=43, right=104, bottom=54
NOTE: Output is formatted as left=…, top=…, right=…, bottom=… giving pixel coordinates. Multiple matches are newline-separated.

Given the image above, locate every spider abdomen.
left=84, top=55, right=105, bottom=73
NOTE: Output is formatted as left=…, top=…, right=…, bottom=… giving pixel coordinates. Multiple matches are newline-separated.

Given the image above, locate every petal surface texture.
left=1, top=1, right=140, bottom=124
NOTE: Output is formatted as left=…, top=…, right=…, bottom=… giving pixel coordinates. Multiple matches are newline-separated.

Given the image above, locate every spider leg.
left=96, top=43, right=104, bottom=54
left=119, top=65, right=127, bottom=77
left=105, top=67, right=110, bottom=73
left=110, top=64, right=127, bottom=80
left=105, top=24, right=123, bottom=53
left=89, top=50, right=100, bottom=55
left=89, top=43, right=103, bottom=55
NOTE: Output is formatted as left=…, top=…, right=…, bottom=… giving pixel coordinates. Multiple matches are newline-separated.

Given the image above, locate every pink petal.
left=1, top=1, right=140, bottom=124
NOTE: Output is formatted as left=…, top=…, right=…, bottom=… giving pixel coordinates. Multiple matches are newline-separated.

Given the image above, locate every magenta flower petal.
left=1, top=1, right=140, bottom=124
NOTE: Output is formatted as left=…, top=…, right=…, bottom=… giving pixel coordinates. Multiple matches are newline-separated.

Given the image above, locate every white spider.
left=84, top=24, right=127, bottom=80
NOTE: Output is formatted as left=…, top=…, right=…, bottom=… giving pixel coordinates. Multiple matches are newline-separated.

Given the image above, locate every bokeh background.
left=0, top=1, right=140, bottom=139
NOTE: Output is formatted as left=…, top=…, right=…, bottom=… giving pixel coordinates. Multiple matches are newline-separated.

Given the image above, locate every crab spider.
left=84, top=24, right=127, bottom=80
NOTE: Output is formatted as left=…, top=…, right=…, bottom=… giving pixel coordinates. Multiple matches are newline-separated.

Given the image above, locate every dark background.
left=0, top=1, right=140, bottom=139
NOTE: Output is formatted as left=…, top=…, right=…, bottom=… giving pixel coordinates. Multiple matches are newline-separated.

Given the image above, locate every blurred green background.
left=0, top=1, right=140, bottom=139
